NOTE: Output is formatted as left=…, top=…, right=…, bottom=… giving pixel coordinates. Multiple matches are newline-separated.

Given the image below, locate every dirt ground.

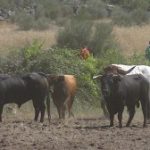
left=0, top=115, right=150, bottom=150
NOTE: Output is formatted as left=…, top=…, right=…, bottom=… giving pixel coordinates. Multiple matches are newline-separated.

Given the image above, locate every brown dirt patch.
left=0, top=116, right=150, bottom=150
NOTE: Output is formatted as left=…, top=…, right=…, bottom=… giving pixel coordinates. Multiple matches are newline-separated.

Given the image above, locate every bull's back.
left=120, top=75, right=149, bottom=98
left=64, top=75, right=77, bottom=96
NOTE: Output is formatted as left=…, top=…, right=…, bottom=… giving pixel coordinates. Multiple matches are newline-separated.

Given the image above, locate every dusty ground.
left=0, top=115, right=150, bottom=150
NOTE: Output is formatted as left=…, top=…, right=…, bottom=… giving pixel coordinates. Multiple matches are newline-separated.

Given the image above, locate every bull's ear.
left=113, top=75, right=122, bottom=82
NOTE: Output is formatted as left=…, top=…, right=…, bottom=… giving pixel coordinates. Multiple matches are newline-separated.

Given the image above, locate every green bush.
left=22, top=40, right=43, bottom=65
left=127, top=52, right=150, bottom=65
left=111, top=7, right=133, bottom=26
left=130, top=9, right=149, bottom=25
left=74, top=0, right=108, bottom=20
left=57, top=20, right=93, bottom=49
left=90, top=23, right=116, bottom=56
left=0, top=50, right=24, bottom=74
left=0, top=44, right=103, bottom=107
left=0, top=40, right=44, bottom=74
left=86, top=0, right=108, bottom=19
left=11, top=8, right=50, bottom=30
left=57, top=20, right=116, bottom=57
left=112, top=6, right=149, bottom=26
left=94, top=48, right=126, bottom=75
left=12, top=10, right=34, bottom=30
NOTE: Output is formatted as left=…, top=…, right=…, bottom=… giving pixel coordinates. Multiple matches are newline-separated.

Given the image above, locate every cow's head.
left=93, top=73, right=122, bottom=99
left=104, top=64, right=136, bottom=75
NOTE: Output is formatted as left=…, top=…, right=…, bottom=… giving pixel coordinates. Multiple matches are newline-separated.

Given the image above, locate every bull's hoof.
left=40, top=120, right=44, bottom=123
left=146, top=119, right=150, bottom=124
left=126, top=123, right=130, bottom=127
left=109, top=124, right=114, bottom=127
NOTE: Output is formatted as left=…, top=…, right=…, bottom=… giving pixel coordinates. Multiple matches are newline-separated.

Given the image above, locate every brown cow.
left=47, top=74, right=77, bottom=119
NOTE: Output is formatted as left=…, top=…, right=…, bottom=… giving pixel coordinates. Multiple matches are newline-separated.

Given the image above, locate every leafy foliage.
left=57, top=20, right=116, bottom=57
left=57, top=20, right=92, bottom=49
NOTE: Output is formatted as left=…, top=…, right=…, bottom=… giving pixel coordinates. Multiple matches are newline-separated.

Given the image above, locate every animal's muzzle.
left=102, top=89, right=109, bottom=97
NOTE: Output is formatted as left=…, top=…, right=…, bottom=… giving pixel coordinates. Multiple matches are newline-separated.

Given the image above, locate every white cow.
left=112, top=64, right=150, bottom=81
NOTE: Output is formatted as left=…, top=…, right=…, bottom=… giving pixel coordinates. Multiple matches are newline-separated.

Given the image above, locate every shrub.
left=90, top=23, right=116, bottom=57
left=0, top=50, right=24, bottom=74
left=11, top=8, right=49, bottom=30
left=111, top=7, right=133, bottom=26
left=86, top=0, right=108, bottom=19
left=127, top=52, right=150, bottom=65
left=95, top=48, right=126, bottom=73
left=23, top=47, right=101, bottom=106
left=32, top=17, right=49, bottom=30
left=130, top=9, right=149, bottom=25
left=12, top=10, right=35, bottom=30
left=57, top=20, right=116, bottom=57
left=22, top=40, right=43, bottom=65
left=57, top=20, right=93, bottom=49
left=112, top=6, right=150, bottom=26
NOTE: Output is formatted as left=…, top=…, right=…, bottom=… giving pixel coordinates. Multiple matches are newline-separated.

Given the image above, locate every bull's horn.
left=93, top=75, right=102, bottom=79
left=112, top=74, right=118, bottom=77
left=118, top=65, right=136, bottom=75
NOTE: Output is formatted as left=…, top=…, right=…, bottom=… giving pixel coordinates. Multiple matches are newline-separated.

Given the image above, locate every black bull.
left=0, top=73, right=50, bottom=122
left=94, top=74, right=150, bottom=127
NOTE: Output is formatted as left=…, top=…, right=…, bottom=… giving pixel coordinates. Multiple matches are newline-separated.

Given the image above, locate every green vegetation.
left=0, top=0, right=150, bottom=29
left=57, top=20, right=116, bottom=56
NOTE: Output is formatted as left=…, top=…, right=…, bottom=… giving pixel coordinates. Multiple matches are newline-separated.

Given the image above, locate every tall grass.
left=0, top=22, right=58, bottom=55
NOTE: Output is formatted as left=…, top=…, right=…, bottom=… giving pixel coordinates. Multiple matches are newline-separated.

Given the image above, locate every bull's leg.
left=62, top=105, right=66, bottom=119
left=68, top=96, right=74, bottom=118
left=126, top=106, right=135, bottom=127
left=146, top=99, right=150, bottom=120
left=101, top=99, right=109, bottom=118
left=0, top=105, right=4, bottom=122
left=40, top=102, right=46, bottom=123
left=110, top=114, right=114, bottom=127
left=118, top=111, right=123, bottom=128
left=56, top=105, right=61, bottom=119
left=32, top=100, right=40, bottom=122
left=140, top=100, right=147, bottom=127
left=64, top=96, right=72, bottom=118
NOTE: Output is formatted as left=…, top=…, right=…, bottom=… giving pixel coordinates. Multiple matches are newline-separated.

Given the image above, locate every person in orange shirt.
left=80, top=47, right=90, bottom=60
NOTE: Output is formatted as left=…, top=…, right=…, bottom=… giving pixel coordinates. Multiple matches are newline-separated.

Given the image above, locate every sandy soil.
left=0, top=116, right=150, bottom=150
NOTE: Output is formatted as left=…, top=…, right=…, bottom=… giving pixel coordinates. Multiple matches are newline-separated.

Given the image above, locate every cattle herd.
left=0, top=73, right=76, bottom=123
left=1, top=64, right=150, bottom=128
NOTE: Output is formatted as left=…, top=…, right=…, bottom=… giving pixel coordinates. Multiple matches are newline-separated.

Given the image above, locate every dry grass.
left=0, top=21, right=150, bottom=57
left=113, top=25, right=150, bottom=56
left=0, top=21, right=58, bottom=55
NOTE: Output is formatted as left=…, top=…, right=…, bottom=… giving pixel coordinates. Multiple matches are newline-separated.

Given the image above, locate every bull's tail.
left=46, top=93, right=51, bottom=123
